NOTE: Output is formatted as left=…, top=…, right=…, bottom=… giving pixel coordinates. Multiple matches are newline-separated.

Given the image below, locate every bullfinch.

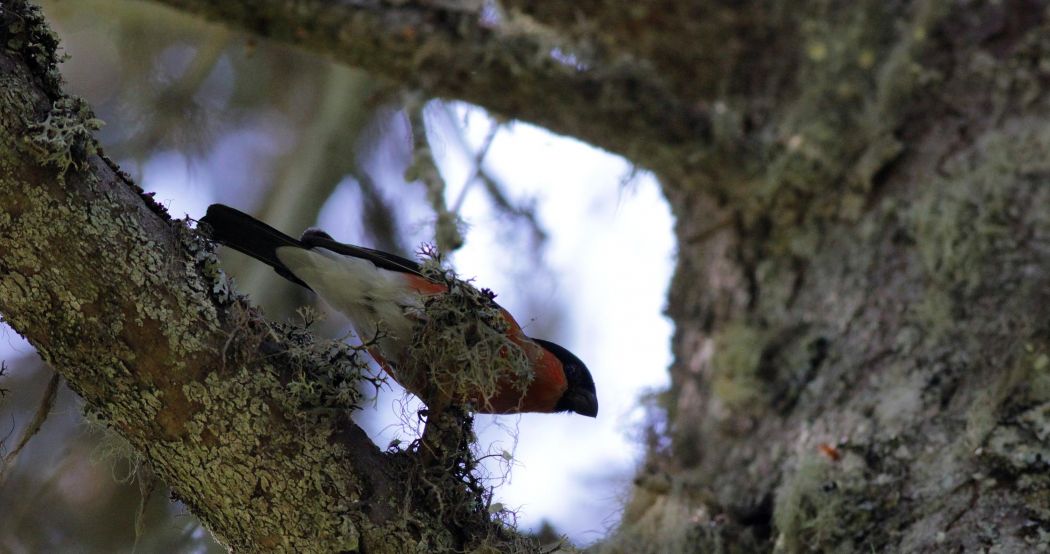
left=199, top=204, right=598, bottom=417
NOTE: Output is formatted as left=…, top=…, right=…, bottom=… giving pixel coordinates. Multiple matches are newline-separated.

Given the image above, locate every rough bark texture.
left=146, top=0, right=716, bottom=189
left=618, top=3, right=1050, bottom=552
left=0, top=3, right=530, bottom=552
left=3, top=0, right=1049, bottom=552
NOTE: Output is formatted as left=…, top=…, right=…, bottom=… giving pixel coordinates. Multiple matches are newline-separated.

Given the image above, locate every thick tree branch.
left=500, top=0, right=792, bottom=103
left=0, top=3, right=523, bottom=551
left=147, top=0, right=716, bottom=185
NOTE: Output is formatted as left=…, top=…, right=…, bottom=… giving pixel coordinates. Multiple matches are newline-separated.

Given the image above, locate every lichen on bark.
left=0, top=2, right=538, bottom=550
left=5, top=0, right=1050, bottom=551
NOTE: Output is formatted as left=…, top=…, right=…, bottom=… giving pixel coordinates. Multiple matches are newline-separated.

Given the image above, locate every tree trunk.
left=617, top=4, right=1050, bottom=552
left=3, top=0, right=1049, bottom=551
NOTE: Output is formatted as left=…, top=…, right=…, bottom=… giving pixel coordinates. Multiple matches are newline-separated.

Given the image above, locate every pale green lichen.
left=773, top=451, right=889, bottom=553
left=4, top=1, right=531, bottom=550
left=270, top=314, right=373, bottom=417
left=773, top=455, right=842, bottom=552
left=909, top=123, right=1050, bottom=341
left=164, top=360, right=366, bottom=550
left=23, top=95, right=103, bottom=174
left=710, top=322, right=769, bottom=412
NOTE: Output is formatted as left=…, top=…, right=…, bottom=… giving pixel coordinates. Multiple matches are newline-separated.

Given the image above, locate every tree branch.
left=147, top=0, right=716, bottom=185
left=500, top=0, right=789, bottom=102
left=0, top=2, right=524, bottom=550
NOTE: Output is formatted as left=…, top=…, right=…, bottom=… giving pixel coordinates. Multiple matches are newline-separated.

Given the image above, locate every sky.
left=0, top=105, right=675, bottom=544
left=356, top=107, right=677, bottom=541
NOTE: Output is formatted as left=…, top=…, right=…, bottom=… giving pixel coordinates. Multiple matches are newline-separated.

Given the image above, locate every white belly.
left=275, top=246, right=420, bottom=361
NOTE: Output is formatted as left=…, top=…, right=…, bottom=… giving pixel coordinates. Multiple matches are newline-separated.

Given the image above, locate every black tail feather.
left=199, top=204, right=311, bottom=289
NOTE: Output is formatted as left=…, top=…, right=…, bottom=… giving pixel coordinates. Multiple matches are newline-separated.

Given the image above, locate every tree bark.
left=3, top=0, right=1050, bottom=552
left=0, top=2, right=527, bottom=551
left=146, top=0, right=716, bottom=188
left=619, top=3, right=1050, bottom=552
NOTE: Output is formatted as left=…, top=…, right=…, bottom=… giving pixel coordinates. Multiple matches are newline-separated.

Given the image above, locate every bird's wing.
left=299, top=229, right=423, bottom=277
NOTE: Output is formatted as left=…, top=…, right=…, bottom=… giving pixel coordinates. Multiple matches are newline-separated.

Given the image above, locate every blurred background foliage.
left=1, top=1, right=571, bottom=551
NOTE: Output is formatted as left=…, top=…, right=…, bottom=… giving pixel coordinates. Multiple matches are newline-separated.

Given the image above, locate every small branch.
left=356, top=168, right=408, bottom=255
left=442, top=107, right=548, bottom=245
left=450, top=119, right=501, bottom=214
left=0, top=360, right=8, bottom=398
left=133, top=469, right=158, bottom=553
left=406, top=98, right=464, bottom=252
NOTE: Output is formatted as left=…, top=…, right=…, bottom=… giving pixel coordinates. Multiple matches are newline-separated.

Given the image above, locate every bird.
left=199, top=204, right=598, bottom=417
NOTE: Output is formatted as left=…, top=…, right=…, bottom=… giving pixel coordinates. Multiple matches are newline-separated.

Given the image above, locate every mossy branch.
left=0, top=2, right=538, bottom=550
left=147, top=0, right=715, bottom=186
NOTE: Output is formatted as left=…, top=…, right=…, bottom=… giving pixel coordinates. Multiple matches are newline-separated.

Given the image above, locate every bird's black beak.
left=571, top=390, right=598, bottom=417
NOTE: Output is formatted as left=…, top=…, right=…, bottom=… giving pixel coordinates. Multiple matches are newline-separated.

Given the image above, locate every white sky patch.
left=0, top=325, right=34, bottom=359
left=357, top=104, right=676, bottom=542
left=138, top=150, right=215, bottom=219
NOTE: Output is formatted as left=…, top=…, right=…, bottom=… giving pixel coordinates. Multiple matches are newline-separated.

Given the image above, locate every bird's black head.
left=534, top=338, right=598, bottom=418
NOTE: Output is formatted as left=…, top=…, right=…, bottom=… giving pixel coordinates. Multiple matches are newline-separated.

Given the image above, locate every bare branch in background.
left=476, top=168, right=547, bottom=248
left=133, top=469, right=158, bottom=552
left=145, top=0, right=717, bottom=188
left=0, top=373, right=61, bottom=486
left=355, top=168, right=407, bottom=256
left=406, top=97, right=464, bottom=253
left=121, top=29, right=231, bottom=160
left=228, top=66, right=382, bottom=316
left=445, top=108, right=548, bottom=248
left=449, top=117, right=499, bottom=213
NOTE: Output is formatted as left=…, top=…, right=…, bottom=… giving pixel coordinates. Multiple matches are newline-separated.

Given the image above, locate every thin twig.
left=450, top=119, right=500, bottom=214
left=125, top=29, right=232, bottom=159
left=0, top=372, right=61, bottom=485
left=356, top=168, right=407, bottom=255
left=133, top=470, right=158, bottom=553
left=406, top=96, right=464, bottom=253
left=0, top=359, right=8, bottom=397
left=441, top=104, right=548, bottom=245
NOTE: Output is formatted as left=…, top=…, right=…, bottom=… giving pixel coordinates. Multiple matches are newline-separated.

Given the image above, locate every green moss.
left=754, top=4, right=911, bottom=225
left=773, top=456, right=843, bottom=553
left=711, top=323, right=770, bottom=412
left=912, top=170, right=1011, bottom=296
left=971, top=346, right=1050, bottom=463
left=773, top=450, right=890, bottom=554
left=1028, top=351, right=1050, bottom=402
left=909, top=124, right=1050, bottom=339
left=733, top=1, right=951, bottom=271
left=710, top=322, right=831, bottom=417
